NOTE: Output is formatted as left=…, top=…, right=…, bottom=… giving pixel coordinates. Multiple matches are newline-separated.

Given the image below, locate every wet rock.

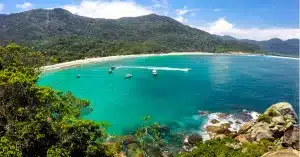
left=218, top=113, right=230, bottom=119
left=234, top=135, right=251, bottom=143
left=238, top=122, right=254, bottom=134
left=210, top=119, right=220, bottom=124
left=221, top=123, right=231, bottom=129
left=187, top=134, right=203, bottom=145
left=234, top=112, right=253, bottom=122
left=199, top=111, right=209, bottom=116
left=206, top=125, right=231, bottom=134
left=262, top=149, right=300, bottom=157
left=282, top=126, right=299, bottom=150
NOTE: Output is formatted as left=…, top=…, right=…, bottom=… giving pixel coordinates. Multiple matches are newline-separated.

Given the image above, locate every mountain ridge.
left=0, top=8, right=276, bottom=62
left=219, top=35, right=299, bottom=57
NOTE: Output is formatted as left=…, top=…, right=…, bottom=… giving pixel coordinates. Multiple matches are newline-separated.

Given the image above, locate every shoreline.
left=41, top=52, right=299, bottom=72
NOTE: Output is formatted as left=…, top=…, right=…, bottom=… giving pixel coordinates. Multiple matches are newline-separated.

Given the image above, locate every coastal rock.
left=199, top=111, right=209, bottom=116
left=271, top=116, right=285, bottom=125
left=234, top=135, right=251, bottom=143
left=262, top=149, right=300, bottom=157
left=282, top=126, right=299, bottom=150
left=264, top=102, right=297, bottom=122
left=210, top=119, right=220, bottom=124
left=248, top=122, right=274, bottom=141
left=238, top=122, right=254, bottom=134
left=206, top=125, right=231, bottom=134
left=187, top=134, right=203, bottom=145
left=217, top=113, right=230, bottom=119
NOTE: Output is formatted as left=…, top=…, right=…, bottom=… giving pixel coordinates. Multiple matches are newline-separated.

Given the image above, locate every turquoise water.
left=38, top=55, right=299, bottom=134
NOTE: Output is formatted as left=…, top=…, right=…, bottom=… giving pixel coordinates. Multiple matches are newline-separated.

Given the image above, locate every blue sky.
left=0, top=0, right=299, bottom=40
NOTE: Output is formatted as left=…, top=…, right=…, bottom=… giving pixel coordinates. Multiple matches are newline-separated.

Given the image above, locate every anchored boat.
left=125, top=74, right=132, bottom=79
left=152, top=69, right=157, bottom=76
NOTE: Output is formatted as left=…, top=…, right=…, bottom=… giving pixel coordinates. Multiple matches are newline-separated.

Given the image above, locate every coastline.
left=41, top=52, right=298, bottom=72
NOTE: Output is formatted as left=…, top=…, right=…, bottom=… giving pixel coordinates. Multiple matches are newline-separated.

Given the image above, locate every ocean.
left=38, top=55, right=299, bottom=135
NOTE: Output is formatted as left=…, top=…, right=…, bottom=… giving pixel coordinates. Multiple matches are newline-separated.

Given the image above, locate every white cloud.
left=16, top=2, right=33, bottom=9
left=152, top=0, right=168, bottom=8
left=213, top=8, right=221, bottom=12
left=198, top=18, right=300, bottom=40
left=176, top=6, right=199, bottom=16
left=63, top=0, right=152, bottom=19
left=0, top=4, right=4, bottom=12
left=175, top=6, right=199, bottom=24
left=175, top=16, right=187, bottom=23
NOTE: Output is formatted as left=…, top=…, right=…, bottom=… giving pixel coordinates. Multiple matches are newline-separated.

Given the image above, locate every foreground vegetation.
left=0, top=44, right=296, bottom=156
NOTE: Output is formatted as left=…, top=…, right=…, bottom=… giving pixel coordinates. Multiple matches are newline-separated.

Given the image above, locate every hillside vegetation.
left=0, top=8, right=261, bottom=62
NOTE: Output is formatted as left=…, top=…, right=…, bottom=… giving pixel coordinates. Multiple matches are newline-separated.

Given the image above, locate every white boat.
left=125, top=74, right=132, bottom=79
left=76, top=74, right=81, bottom=78
left=108, top=69, right=113, bottom=74
left=152, top=69, right=157, bottom=76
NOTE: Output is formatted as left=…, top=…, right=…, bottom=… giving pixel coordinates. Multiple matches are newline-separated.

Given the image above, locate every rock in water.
left=210, top=119, right=220, bottom=124
left=187, top=134, right=203, bottom=145
left=206, top=125, right=231, bottom=134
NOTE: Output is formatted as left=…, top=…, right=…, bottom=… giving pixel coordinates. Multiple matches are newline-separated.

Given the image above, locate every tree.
left=0, top=44, right=118, bottom=156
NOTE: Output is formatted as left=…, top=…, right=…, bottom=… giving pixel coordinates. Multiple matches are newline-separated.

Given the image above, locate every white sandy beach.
left=41, top=52, right=298, bottom=72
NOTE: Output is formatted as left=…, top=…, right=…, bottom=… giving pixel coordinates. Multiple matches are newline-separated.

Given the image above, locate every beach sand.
left=41, top=52, right=298, bottom=72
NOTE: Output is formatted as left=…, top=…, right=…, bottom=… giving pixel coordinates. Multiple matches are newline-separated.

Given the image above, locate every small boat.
left=109, top=69, right=113, bottom=74
left=152, top=69, right=157, bottom=76
left=125, top=74, right=132, bottom=79
left=76, top=74, right=81, bottom=78
left=111, top=66, right=117, bottom=70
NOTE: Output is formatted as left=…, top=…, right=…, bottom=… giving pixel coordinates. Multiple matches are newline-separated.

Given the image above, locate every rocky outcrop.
left=204, top=102, right=299, bottom=151
left=262, top=149, right=300, bottom=157
left=282, top=125, right=299, bottom=150
left=187, top=134, right=203, bottom=145
left=206, top=125, right=231, bottom=134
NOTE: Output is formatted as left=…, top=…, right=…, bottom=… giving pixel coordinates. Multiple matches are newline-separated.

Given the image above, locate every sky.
left=0, top=0, right=299, bottom=40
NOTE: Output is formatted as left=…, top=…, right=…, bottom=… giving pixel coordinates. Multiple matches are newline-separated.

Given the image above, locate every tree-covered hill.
left=219, top=35, right=299, bottom=57
left=0, top=8, right=260, bottom=62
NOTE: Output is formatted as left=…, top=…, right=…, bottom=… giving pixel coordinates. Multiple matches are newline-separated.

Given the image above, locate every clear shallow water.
left=38, top=55, right=299, bottom=134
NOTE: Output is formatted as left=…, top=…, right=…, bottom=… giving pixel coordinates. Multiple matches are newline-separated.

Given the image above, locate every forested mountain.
left=219, top=36, right=299, bottom=57
left=0, top=8, right=260, bottom=62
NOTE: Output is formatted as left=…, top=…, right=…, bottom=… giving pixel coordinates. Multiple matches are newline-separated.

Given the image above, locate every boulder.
left=264, top=102, right=297, bottom=122
left=206, top=125, right=231, bottom=134
left=218, top=113, right=230, bottom=119
left=262, top=149, right=300, bottom=157
left=282, top=126, right=300, bottom=150
left=272, top=116, right=285, bottom=125
left=199, top=111, right=209, bottom=116
left=248, top=122, right=274, bottom=141
left=234, top=135, right=251, bottom=143
left=187, top=133, right=203, bottom=145
left=238, top=122, right=254, bottom=134
left=210, top=119, right=220, bottom=124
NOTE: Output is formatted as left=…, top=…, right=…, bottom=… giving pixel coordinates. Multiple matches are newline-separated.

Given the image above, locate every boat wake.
left=116, top=66, right=191, bottom=72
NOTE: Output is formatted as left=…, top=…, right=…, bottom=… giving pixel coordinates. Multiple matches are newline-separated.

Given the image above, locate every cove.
left=38, top=55, right=299, bottom=134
